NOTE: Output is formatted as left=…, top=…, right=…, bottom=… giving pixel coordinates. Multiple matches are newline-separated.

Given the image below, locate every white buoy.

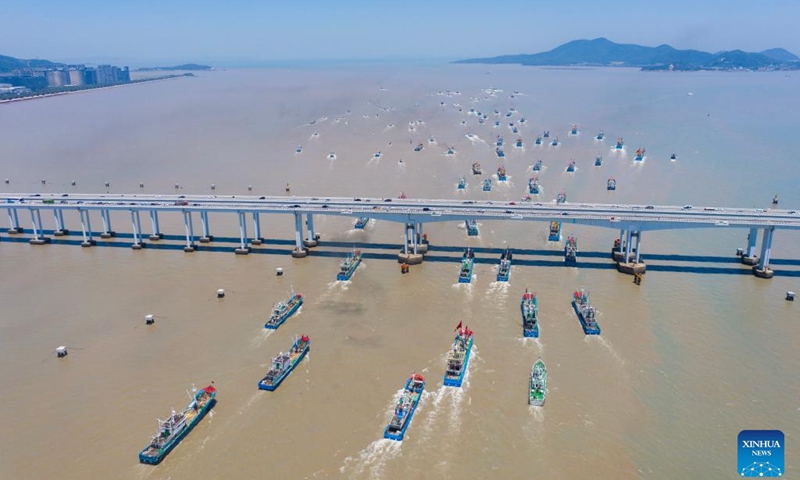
left=217, top=289, right=225, bottom=298
left=787, top=291, right=796, bottom=301
left=145, top=314, right=155, bottom=325
left=276, top=268, right=284, bottom=276
left=56, top=346, right=68, bottom=358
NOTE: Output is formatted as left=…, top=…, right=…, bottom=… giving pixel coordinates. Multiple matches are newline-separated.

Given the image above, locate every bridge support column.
left=29, top=209, right=49, bottom=245
left=131, top=211, right=144, bottom=250
left=617, top=230, right=646, bottom=275
left=635, top=231, right=642, bottom=264
left=53, top=209, right=68, bottom=236
left=199, top=211, right=213, bottom=243
left=753, top=227, right=775, bottom=278
left=183, top=211, right=195, bottom=252
left=398, top=221, right=423, bottom=264
left=612, top=229, right=627, bottom=261
left=235, top=212, right=250, bottom=254
left=304, top=214, right=318, bottom=248
left=741, top=227, right=759, bottom=265
left=148, top=210, right=162, bottom=241
left=415, top=222, right=428, bottom=253
left=7, top=208, right=22, bottom=234
left=99, top=209, right=115, bottom=239
left=291, top=212, right=307, bottom=258
left=79, top=210, right=95, bottom=247
left=251, top=212, right=262, bottom=245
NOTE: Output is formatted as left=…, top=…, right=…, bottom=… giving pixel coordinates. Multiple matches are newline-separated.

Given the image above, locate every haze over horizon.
left=2, top=0, right=799, bottom=67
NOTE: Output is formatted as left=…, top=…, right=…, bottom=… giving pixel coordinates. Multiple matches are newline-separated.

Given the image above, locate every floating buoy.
left=276, top=268, right=284, bottom=276
left=145, top=314, right=155, bottom=325
left=56, top=346, right=68, bottom=358
left=217, top=289, right=225, bottom=298
left=787, top=291, right=796, bottom=301
left=401, top=263, right=410, bottom=274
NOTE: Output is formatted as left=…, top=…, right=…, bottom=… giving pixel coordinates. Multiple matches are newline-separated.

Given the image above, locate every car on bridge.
left=682, top=205, right=692, bottom=210
left=645, top=205, right=654, bottom=209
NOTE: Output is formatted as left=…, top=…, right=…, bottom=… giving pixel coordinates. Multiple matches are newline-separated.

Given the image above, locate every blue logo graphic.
left=738, top=430, right=784, bottom=477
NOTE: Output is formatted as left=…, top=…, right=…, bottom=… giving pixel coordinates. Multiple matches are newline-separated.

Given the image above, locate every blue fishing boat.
left=429, top=137, right=435, bottom=144
left=496, top=135, right=504, bottom=147
left=472, top=162, right=482, bottom=175
left=354, top=217, right=369, bottom=229
left=495, top=121, right=501, bottom=127
left=414, top=143, right=423, bottom=152
left=520, top=117, right=526, bottom=123
left=444, top=323, right=474, bottom=387
left=607, top=178, right=616, bottom=191
left=543, top=130, right=550, bottom=138
left=512, top=126, right=519, bottom=134
left=564, top=236, right=578, bottom=266
left=497, top=166, right=507, bottom=181
left=521, top=289, right=539, bottom=338
left=556, top=190, right=567, bottom=204
left=594, top=156, right=603, bottom=167
left=529, top=176, right=540, bottom=195
left=258, top=335, right=310, bottom=390
left=532, top=159, right=542, bottom=171
left=572, top=289, right=600, bottom=335
left=634, top=148, right=645, bottom=162
left=264, top=288, right=303, bottom=329
left=548, top=221, right=562, bottom=242
left=482, top=178, right=492, bottom=192
left=497, top=247, right=512, bottom=282
left=570, top=123, right=578, bottom=135
left=139, top=385, right=217, bottom=465
left=295, top=146, right=302, bottom=153
left=457, top=176, right=467, bottom=190
left=446, top=146, right=455, bottom=155
left=465, top=219, right=479, bottom=236
left=670, top=153, right=677, bottom=161
left=458, top=248, right=475, bottom=283
left=615, top=137, right=624, bottom=150
left=535, top=136, right=542, bottom=145
left=551, top=137, right=559, bottom=147
left=337, top=249, right=362, bottom=281
left=596, top=131, right=604, bottom=140
left=384, top=373, right=425, bottom=441
left=506, top=111, right=513, bottom=117
left=374, top=151, right=382, bottom=159
left=566, top=159, right=576, bottom=172
left=516, top=137, right=523, bottom=148
left=496, top=147, right=505, bottom=158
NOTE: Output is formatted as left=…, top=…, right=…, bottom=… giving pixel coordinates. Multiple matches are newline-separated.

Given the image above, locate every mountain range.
left=0, top=54, right=63, bottom=73
left=456, top=38, right=800, bottom=71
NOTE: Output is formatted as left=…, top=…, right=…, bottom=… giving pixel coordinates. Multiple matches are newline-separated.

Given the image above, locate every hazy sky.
left=2, top=0, right=799, bottom=66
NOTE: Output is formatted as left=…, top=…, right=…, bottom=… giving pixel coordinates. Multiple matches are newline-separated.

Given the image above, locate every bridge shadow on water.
left=2, top=231, right=799, bottom=277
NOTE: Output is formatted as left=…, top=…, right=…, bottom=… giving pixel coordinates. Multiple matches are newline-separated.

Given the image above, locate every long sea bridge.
left=4, top=193, right=799, bottom=279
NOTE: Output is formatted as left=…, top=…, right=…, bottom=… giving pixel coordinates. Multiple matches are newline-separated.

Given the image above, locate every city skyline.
left=2, top=0, right=799, bottom=66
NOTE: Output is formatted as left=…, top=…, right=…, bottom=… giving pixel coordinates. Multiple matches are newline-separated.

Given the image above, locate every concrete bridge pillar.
left=53, top=209, right=68, bottom=236
left=292, top=212, right=307, bottom=258
left=251, top=212, right=263, bottom=245
left=98, top=209, right=115, bottom=239
left=199, top=211, right=213, bottom=243
left=182, top=211, right=196, bottom=252
left=7, top=208, right=22, bottom=234
left=148, top=210, right=162, bottom=241
left=235, top=212, right=250, bottom=254
left=741, top=227, right=759, bottom=265
left=79, top=210, right=95, bottom=247
left=304, top=213, right=318, bottom=248
left=398, top=221, right=423, bottom=264
left=131, top=210, right=144, bottom=249
left=617, top=230, right=646, bottom=276
left=29, top=209, right=48, bottom=245
left=754, top=227, right=775, bottom=278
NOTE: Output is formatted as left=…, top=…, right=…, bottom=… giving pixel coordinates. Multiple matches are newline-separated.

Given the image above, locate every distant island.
left=136, top=63, right=213, bottom=72
left=456, top=38, right=800, bottom=71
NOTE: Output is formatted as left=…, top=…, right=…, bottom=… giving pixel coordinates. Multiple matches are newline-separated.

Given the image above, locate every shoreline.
left=0, top=74, right=191, bottom=104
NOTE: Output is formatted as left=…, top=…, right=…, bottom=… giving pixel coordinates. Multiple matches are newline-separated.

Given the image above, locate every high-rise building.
left=96, top=65, right=117, bottom=85
left=83, top=68, right=98, bottom=85
left=120, top=67, right=130, bottom=83
left=68, top=69, right=85, bottom=86
left=45, top=70, right=69, bottom=87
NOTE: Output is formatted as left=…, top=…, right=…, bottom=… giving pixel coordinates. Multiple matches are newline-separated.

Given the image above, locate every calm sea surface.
left=0, top=65, right=798, bottom=479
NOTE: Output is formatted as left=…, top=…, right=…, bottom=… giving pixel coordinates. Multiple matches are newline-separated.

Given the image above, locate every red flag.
left=454, top=321, right=462, bottom=332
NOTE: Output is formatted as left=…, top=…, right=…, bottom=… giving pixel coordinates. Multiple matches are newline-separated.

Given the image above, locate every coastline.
left=0, top=74, right=192, bottom=104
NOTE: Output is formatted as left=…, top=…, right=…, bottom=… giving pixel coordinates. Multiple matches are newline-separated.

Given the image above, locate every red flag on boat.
left=454, top=321, right=462, bottom=331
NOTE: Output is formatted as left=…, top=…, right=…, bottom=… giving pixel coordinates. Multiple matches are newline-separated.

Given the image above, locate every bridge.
left=4, top=192, right=799, bottom=279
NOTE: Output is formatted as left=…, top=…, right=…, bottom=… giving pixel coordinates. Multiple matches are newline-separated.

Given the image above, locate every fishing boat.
left=529, top=177, right=540, bottom=195
left=564, top=236, right=578, bottom=265
left=516, top=137, right=523, bottom=148
left=634, top=148, right=646, bottom=161
left=543, top=130, right=550, bottom=138
left=572, top=289, right=601, bottom=335
left=532, top=159, right=543, bottom=171
left=570, top=124, right=578, bottom=135
left=472, top=162, right=482, bottom=175
left=566, top=159, right=576, bottom=172
left=327, top=152, right=337, bottom=160
left=429, top=137, right=435, bottom=144
left=496, top=147, right=505, bottom=158
left=521, top=289, right=539, bottom=338
left=596, top=131, right=604, bottom=140
left=495, top=121, right=501, bottom=127
left=444, top=323, right=474, bottom=387
left=535, top=136, right=542, bottom=145
left=670, top=153, right=677, bottom=161
left=446, top=146, right=455, bottom=155
left=615, top=137, right=624, bottom=150
left=506, top=111, right=513, bottom=117
left=607, top=178, right=616, bottom=191
left=551, top=137, right=559, bottom=147
left=548, top=221, right=562, bottom=242
left=264, top=288, right=303, bottom=329
left=138, top=385, right=217, bottom=465
left=529, top=359, right=546, bottom=406
left=337, top=249, right=362, bottom=281
left=465, top=219, right=479, bottom=236
left=374, top=151, right=382, bottom=158
left=512, top=126, right=519, bottom=134
left=458, top=248, right=475, bottom=283
left=773, top=194, right=779, bottom=205
left=520, top=117, right=526, bottom=123
left=496, top=135, right=504, bottom=147
left=414, top=143, right=423, bottom=152
left=457, top=176, right=467, bottom=190
left=258, top=335, right=311, bottom=390
left=398, top=192, right=407, bottom=199
left=497, top=247, right=512, bottom=282
left=354, top=217, right=369, bottom=229
left=497, top=166, right=507, bottom=181
left=556, top=190, right=567, bottom=204
left=482, top=178, right=492, bottom=191
left=384, top=373, right=425, bottom=441
left=295, top=146, right=303, bottom=153
left=594, top=156, right=603, bottom=167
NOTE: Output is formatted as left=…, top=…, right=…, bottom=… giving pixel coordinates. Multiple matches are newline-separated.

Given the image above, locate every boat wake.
left=518, top=337, right=544, bottom=353
left=340, top=439, right=402, bottom=479
left=451, top=282, right=474, bottom=298
left=529, top=405, right=545, bottom=422
left=250, top=328, right=275, bottom=348
left=485, top=281, right=510, bottom=298
left=466, top=134, right=486, bottom=145
left=590, top=335, right=626, bottom=366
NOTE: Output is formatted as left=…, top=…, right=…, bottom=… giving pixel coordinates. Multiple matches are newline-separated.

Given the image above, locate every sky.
left=2, top=0, right=799, bottom=67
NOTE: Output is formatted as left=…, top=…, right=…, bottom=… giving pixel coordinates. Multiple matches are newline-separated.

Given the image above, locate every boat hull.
left=521, top=300, right=539, bottom=338
left=443, top=337, right=473, bottom=387
left=458, top=261, right=474, bottom=284
left=571, top=300, right=601, bottom=335
left=258, top=345, right=309, bottom=391
left=383, top=380, right=425, bottom=441
left=264, top=296, right=303, bottom=329
left=138, top=393, right=217, bottom=465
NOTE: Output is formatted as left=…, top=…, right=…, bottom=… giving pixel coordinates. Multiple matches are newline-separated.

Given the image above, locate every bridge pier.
left=398, top=222, right=423, bottom=264
left=29, top=209, right=49, bottom=245
left=53, top=209, right=69, bottom=236
left=199, top=211, right=213, bottom=243
left=251, top=212, right=263, bottom=245
left=7, top=208, right=22, bottom=234
left=235, top=212, right=250, bottom=254
left=130, top=211, right=145, bottom=250
left=741, top=227, right=759, bottom=265
left=292, top=212, right=307, bottom=258
left=79, top=210, right=95, bottom=247
left=303, top=213, right=318, bottom=248
left=612, top=229, right=631, bottom=262
left=617, top=230, right=646, bottom=275
left=98, top=209, right=115, bottom=239
left=415, top=222, right=428, bottom=253
left=183, top=211, right=196, bottom=252
left=753, top=227, right=775, bottom=278
left=148, top=210, right=162, bottom=241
